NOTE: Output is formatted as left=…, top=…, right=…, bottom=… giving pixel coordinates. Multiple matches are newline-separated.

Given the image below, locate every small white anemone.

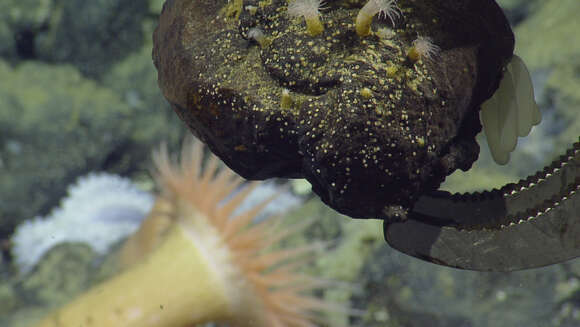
left=288, top=0, right=326, bottom=36
left=408, top=35, right=440, bottom=62
left=247, top=27, right=268, bottom=47
left=356, top=0, right=402, bottom=37
left=287, top=0, right=325, bottom=17
left=12, top=173, right=154, bottom=273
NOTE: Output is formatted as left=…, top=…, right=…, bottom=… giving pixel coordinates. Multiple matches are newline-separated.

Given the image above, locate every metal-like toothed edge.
left=420, top=141, right=579, bottom=230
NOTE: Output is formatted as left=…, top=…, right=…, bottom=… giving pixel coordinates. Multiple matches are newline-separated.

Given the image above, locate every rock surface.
left=153, top=0, right=514, bottom=220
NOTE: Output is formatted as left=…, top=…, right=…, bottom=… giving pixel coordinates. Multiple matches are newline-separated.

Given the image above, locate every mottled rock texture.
left=153, top=0, right=513, bottom=220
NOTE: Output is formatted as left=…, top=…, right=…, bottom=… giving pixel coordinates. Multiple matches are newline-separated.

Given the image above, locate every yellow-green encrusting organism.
left=356, top=0, right=401, bottom=37
left=33, top=138, right=345, bottom=327
left=287, top=0, right=326, bottom=36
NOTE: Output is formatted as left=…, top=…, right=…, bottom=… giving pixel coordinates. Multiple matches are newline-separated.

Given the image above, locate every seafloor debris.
left=153, top=0, right=514, bottom=221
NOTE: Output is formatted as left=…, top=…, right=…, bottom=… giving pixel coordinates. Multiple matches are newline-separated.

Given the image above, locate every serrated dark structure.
left=385, top=140, right=580, bottom=271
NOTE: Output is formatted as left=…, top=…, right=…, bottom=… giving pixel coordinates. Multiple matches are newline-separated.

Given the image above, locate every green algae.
left=282, top=197, right=383, bottom=325
left=0, top=61, right=133, bottom=238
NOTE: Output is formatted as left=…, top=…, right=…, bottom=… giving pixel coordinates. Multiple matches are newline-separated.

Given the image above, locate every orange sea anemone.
left=34, top=137, right=343, bottom=327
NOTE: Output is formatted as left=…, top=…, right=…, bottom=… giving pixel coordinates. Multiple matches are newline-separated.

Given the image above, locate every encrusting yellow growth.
left=34, top=137, right=342, bottom=327
left=288, top=0, right=325, bottom=37
left=356, top=0, right=401, bottom=37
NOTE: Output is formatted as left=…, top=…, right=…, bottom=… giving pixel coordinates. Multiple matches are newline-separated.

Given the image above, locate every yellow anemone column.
left=35, top=223, right=230, bottom=327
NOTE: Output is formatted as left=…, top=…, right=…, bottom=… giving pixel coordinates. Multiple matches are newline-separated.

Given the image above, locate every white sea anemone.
left=408, top=35, right=440, bottom=62
left=356, top=0, right=402, bottom=37
left=288, top=0, right=326, bottom=36
left=247, top=27, right=268, bottom=47
left=11, top=173, right=154, bottom=273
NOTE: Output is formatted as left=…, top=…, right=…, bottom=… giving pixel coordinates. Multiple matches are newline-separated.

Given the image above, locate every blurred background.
left=0, top=0, right=579, bottom=326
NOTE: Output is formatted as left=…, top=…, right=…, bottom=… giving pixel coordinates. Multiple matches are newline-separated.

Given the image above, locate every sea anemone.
left=247, top=27, right=269, bottom=47
left=34, top=137, right=341, bottom=327
left=288, top=0, right=326, bottom=37
left=11, top=173, right=153, bottom=273
left=356, top=0, right=401, bottom=37
left=407, top=35, right=440, bottom=62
